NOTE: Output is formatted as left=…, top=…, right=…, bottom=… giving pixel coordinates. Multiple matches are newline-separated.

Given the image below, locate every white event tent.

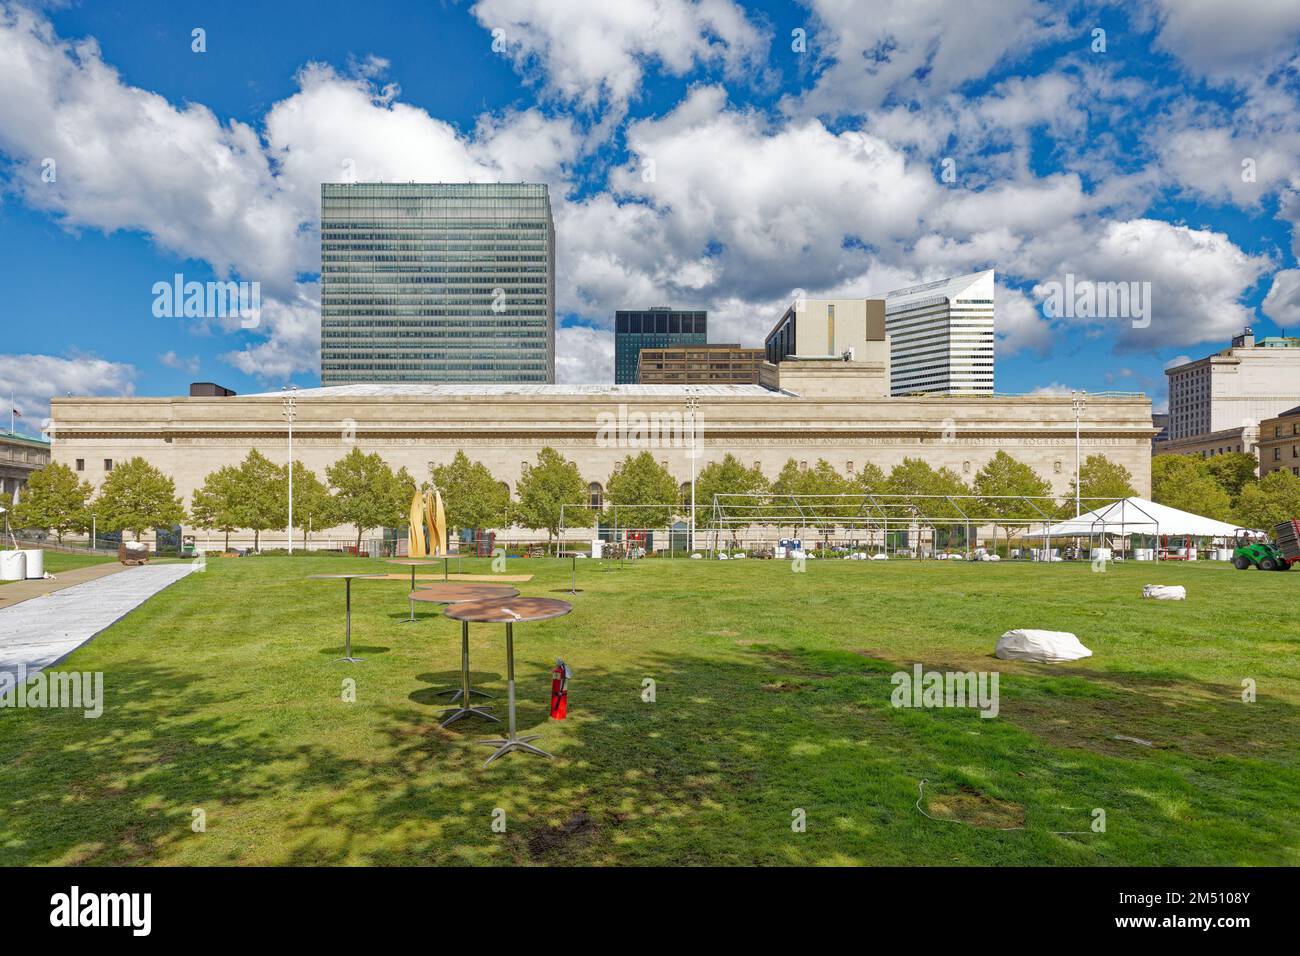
left=1038, top=497, right=1248, bottom=539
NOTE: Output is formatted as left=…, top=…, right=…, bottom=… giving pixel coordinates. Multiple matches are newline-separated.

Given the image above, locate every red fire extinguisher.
left=550, top=659, right=571, bottom=720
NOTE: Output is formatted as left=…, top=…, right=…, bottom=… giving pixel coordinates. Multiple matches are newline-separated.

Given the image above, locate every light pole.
left=686, top=394, right=700, bottom=553
left=282, top=386, right=298, bottom=554
left=1072, top=389, right=1086, bottom=518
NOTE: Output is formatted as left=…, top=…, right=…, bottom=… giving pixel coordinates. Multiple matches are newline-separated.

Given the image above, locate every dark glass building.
left=614, top=307, right=707, bottom=384
left=320, top=182, right=555, bottom=384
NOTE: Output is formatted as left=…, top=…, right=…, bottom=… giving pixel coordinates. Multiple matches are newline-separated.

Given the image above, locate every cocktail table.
left=443, top=597, right=572, bottom=766
left=387, top=559, right=443, bottom=623
left=307, top=573, right=389, bottom=663
left=556, top=551, right=584, bottom=595
left=409, top=584, right=519, bottom=722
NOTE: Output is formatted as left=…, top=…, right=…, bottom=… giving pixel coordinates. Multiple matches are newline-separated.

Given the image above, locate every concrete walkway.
left=0, top=561, right=128, bottom=611
left=0, top=563, right=199, bottom=676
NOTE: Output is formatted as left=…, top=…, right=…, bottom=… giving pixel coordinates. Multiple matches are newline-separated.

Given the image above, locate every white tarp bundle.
left=1036, top=497, right=1248, bottom=538
left=995, top=629, right=1093, bottom=662
left=1143, top=585, right=1186, bottom=600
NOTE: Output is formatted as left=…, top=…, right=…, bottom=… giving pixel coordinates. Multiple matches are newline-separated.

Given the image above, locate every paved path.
left=0, top=561, right=128, bottom=611
left=0, top=563, right=199, bottom=676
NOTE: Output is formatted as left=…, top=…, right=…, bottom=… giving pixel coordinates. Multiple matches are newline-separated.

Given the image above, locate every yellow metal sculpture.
left=408, top=489, right=447, bottom=557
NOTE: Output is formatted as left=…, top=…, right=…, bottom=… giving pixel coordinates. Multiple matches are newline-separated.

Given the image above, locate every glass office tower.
left=614, top=307, right=707, bottom=383
left=320, top=183, right=555, bottom=384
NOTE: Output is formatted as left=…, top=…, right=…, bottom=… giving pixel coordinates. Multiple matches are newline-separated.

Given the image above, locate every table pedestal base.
left=333, top=656, right=365, bottom=664
left=437, top=686, right=494, bottom=701
left=440, top=704, right=498, bottom=727
left=476, top=734, right=552, bottom=766
left=439, top=620, right=500, bottom=727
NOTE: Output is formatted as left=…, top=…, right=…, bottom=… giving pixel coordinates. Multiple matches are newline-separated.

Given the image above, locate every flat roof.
left=250, top=383, right=785, bottom=399
left=0, top=430, right=51, bottom=447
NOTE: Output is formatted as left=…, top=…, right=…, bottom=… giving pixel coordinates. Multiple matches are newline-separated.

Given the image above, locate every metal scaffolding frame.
left=708, top=492, right=1143, bottom=560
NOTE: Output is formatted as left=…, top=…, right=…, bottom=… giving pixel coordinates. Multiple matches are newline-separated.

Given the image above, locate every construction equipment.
left=1231, top=527, right=1293, bottom=571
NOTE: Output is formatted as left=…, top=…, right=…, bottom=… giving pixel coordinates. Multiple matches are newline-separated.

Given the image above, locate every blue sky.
left=2, top=0, right=1299, bottom=434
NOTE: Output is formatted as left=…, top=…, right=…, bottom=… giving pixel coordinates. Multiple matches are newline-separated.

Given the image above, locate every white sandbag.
left=1142, top=584, right=1186, bottom=601
left=995, top=628, right=1093, bottom=663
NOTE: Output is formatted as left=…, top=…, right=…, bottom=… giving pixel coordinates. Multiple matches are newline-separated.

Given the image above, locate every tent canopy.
left=1035, top=497, right=1249, bottom=538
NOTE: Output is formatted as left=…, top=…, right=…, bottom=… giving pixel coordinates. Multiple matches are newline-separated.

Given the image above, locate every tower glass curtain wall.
left=614, top=308, right=707, bottom=383
left=884, top=271, right=995, bottom=395
left=320, top=183, right=555, bottom=384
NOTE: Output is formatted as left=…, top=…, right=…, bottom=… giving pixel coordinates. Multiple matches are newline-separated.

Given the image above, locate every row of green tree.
left=9, top=448, right=419, bottom=551
left=12, top=446, right=1139, bottom=549
left=1152, top=452, right=1300, bottom=530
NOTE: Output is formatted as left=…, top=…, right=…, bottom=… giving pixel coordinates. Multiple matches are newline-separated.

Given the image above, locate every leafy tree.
left=1204, top=452, right=1259, bottom=503
left=94, top=457, right=186, bottom=541
left=605, top=451, right=680, bottom=533
left=1069, top=454, right=1138, bottom=509
left=1151, top=455, right=1232, bottom=520
left=693, top=454, right=769, bottom=542
left=515, top=447, right=594, bottom=551
left=326, top=447, right=406, bottom=552
left=972, top=451, right=1052, bottom=548
left=232, top=449, right=288, bottom=552
left=13, top=462, right=93, bottom=543
left=289, top=464, right=335, bottom=549
left=190, top=464, right=244, bottom=551
left=885, top=458, right=972, bottom=550
left=429, top=451, right=510, bottom=533
left=770, top=457, right=854, bottom=538
left=850, top=462, right=887, bottom=496
left=1235, top=470, right=1300, bottom=530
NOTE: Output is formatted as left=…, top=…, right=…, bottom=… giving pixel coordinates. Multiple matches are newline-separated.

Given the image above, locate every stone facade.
left=48, top=369, right=1155, bottom=549
left=0, top=431, right=52, bottom=504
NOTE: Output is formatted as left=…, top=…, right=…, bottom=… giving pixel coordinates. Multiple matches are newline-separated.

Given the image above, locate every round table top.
left=307, top=573, right=390, bottom=580
left=443, top=597, right=573, bottom=624
left=386, top=559, right=442, bottom=566
left=409, top=584, right=519, bottom=604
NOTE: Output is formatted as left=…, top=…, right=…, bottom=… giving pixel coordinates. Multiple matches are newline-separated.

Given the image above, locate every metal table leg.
left=478, top=621, right=550, bottom=765
left=398, top=564, right=418, bottom=623
left=334, top=578, right=364, bottom=663
left=440, top=620, right=497, bottom=726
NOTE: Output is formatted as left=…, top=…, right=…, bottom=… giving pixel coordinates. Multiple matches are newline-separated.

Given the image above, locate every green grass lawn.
left=1, top=554, right=1297, bottom=866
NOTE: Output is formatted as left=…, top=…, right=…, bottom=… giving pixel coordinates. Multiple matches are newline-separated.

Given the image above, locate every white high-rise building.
left=882, top=269, right=995, bottom=395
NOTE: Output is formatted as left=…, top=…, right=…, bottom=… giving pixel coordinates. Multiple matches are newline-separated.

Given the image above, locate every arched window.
left=588, top=482, right=603, bottom=510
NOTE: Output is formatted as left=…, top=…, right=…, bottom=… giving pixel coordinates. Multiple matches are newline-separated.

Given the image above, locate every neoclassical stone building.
left=48, top=358, right=1154, bottom=549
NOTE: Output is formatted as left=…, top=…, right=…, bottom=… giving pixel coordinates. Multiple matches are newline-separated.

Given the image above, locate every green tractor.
left=1231, top=526, right=1294, bottom=571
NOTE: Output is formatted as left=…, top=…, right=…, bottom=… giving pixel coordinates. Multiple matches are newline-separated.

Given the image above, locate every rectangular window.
left=104, top=459, right=114, bottom=471
left=75, top=458, right=84, bottom=471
